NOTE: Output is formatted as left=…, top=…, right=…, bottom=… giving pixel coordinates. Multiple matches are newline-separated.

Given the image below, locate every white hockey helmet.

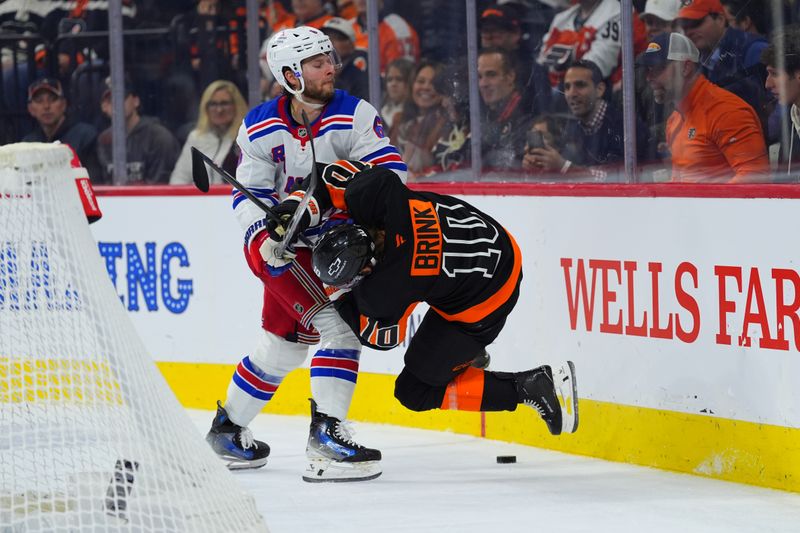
left=267, top=26, right=340, bottom=96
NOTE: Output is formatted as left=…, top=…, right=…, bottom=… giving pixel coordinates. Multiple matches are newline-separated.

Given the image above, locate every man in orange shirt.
left=351, top=0, right=419, bottom=74
left=638, top=32, right=768, bottom=182
left=272, top=0, right=333, bottom=32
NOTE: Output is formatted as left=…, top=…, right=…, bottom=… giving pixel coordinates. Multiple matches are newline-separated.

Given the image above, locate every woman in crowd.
left=380, top=58, right=414, bottom=130
left=169, top=79, right=248, bottom=184
left=390, top=60, right=449, bottom=178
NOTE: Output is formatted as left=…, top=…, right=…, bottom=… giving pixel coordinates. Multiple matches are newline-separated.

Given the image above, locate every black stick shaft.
left=191, top=147, right=313, bottom=247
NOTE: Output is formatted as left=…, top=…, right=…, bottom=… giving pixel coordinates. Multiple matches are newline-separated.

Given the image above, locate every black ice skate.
left=302, top=399, right=382, bottom=483
left=206, top=401, right=270, bottom=470
left=517, top=361, right=579, bottom=435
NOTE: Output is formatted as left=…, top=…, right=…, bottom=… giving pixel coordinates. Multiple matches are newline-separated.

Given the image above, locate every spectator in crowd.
left=640, top=0, right=679, bottom=39
left=479, top=3, right=550, bottom=115
left=524, top=60, right=637, bottom=179
left=39, top=0, right=138, bottom=78
left=499, top=0, right=557, bottom=52
left=675, top=0, right=769, bottom=133
left=272, top=0, right=332, bottom=32
left=96, top=76, right=180, bottom=185
left=538, top=0, right=621, bottom=90
left=179, top=0, right=235, bottom=87
left=320, top=17, right=368, bottom=100
left=431, top=59, right=470, bottom=173
left=532, top=114, right=562, bottom=145
left=639, top=32, right=768, bottom=182
left=390, top=60, right=449, bottom=177
left=761, top=25, right=800, bottom=176
left=22, top=77, right=100, bottom=180
left=478, top=47, right=532, bottom=170
left=635, top=0, right=680, bottom=163
left=721, top=0, right=769, bottom=36
left=169, top=80, right=248, bottom=185
left=352, top=0, right=420, bottom=74
left=381, top=58, right=414, bottom=129
left=336, top=0, right=357, bottom=19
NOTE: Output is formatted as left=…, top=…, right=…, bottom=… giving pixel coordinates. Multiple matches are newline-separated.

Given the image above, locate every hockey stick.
left=275, top=110, right=319, bottom=258
left=190, top=146, right=313, bottom=247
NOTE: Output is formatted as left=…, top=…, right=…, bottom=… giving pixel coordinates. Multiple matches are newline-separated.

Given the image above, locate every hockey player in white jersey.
left=205, top=26, right=407, bottom=482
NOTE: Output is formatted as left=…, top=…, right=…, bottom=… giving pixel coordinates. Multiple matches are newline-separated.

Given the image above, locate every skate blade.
left=220, top=456, right=268, bottom=471
left=554, top=361, right=579, bottom=434
left=302, top=458, right=382, bottom=483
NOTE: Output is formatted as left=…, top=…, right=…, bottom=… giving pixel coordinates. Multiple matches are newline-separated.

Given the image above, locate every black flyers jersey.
left=310, top=163, right=523, bottom=350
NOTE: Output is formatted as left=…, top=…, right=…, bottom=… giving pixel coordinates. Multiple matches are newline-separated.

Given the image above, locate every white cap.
left=322, top=17, right=356, bottom=42
left=666, top=32, right=699, bottom=62
left=641, top=0, right=681, bottom=22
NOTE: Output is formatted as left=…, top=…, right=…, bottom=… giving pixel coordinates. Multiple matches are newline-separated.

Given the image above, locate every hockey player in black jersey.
left=263, top=160, right=579, bottom=435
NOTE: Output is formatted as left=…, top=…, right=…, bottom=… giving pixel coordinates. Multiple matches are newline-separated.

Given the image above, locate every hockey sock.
left=440, top=367, right=485, bottom=411
left=225, top=355, right=283, bottom=426
left=309, top=348, right=359, bottom=420
left=440, top=368, right=518, bottom=412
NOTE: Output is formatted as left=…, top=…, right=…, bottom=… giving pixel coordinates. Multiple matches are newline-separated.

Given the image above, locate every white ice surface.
left=188, top=410, right=800, bottom=533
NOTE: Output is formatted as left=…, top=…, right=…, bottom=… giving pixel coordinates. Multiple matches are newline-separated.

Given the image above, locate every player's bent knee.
left=249, top=329, right=308, bottom=376
left=312, top=306, right=361, bottom=352
left=394, top=369, right=440, bottom=412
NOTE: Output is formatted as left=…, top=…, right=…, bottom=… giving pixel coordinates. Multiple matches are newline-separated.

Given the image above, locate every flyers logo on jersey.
left=408, top=199, right=441, bottom=276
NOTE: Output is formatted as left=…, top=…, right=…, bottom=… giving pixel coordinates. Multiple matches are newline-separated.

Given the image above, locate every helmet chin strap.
left=294, top=92, right=325, bottom=110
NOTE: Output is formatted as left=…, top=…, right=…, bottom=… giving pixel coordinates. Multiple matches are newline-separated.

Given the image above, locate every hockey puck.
left=496, top=455, right=516, bottom=464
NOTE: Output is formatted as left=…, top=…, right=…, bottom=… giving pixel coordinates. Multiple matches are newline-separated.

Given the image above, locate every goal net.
left=0, top=143, right=267, bottom=532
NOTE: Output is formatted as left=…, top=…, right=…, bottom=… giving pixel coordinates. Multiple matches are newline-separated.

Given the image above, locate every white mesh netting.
left=0, top=143, right=267, bottom=532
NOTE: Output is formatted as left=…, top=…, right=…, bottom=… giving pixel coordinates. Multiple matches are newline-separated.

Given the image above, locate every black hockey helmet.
left=312, top=224, right=375, bottom=287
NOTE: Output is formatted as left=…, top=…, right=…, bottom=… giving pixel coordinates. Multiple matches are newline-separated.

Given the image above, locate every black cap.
left=28, top=77, right=63, bottom=101
left=479, top=4, right=521, bottom=32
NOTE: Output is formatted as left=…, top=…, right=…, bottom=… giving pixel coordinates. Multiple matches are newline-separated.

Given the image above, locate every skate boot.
left=516, top=361, right=578, bottom=435
left=206, top=401, right=270, bottom=470
left=302, top=399, right=382, bottom=483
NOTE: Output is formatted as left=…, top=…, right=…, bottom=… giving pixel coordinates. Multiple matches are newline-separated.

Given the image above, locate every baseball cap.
left=321, top=17, right=356, bottom=42
left=636, top=32, right=700, bottom=66
left=101, top=74, right=136, bottom=100
left=27, top=77, right=63, bottom=101
left=676, top=0, right=724, bottom=20
left=479, top=4, right=520, bottom=32
left=641, top=0, right=681, bottom=22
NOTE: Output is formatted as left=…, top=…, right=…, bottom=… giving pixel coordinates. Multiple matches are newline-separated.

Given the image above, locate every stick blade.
left=191, top=147, right=211, bottom=192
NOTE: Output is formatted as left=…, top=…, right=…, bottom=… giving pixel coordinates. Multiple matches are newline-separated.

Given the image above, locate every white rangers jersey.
left=538, top=0, right=621, bottom=86
left=234, top=89, right=407, bottom=249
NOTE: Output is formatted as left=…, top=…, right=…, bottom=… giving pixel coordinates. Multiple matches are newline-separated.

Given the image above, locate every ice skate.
left=206, top=401, right=270, bottom=470
left=517, top=361, right=578, bottom=435
left=302, top=399, right=382, bottom=482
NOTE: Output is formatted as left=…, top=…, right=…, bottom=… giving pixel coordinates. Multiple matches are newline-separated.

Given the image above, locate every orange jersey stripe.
left=441, top=366, right=485, bottom=411
left=433, top=229, right=522, bottom=324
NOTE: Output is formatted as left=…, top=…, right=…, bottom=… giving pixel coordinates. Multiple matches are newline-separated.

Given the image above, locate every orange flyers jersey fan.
left=306, top=162, right=521, bottom=350
left=352, top=14, right=420, bottom=73
left=538, top=0, right=621, bottom=87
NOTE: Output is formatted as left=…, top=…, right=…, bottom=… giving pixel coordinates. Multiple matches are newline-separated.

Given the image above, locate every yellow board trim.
left=156, top=361, right=799, bottom=493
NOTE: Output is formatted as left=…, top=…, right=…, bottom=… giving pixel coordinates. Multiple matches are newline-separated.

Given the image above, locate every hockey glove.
left=260, top=213, right=296, bottom=275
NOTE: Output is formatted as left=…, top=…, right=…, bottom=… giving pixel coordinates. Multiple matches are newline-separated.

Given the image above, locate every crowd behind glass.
left=1, top=0, right=798, bottom=184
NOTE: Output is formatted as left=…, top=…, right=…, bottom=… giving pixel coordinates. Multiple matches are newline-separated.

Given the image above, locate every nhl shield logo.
left=688, top=128, right=696, bottom=139
left=293, top=302, right=305, bottom=314
left=680, top=0, right=692, bottom=6
left=298, top=127, right=308, bottom=138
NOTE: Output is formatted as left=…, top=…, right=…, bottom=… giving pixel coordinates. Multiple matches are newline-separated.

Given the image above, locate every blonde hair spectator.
left=170, top=80, right=248, bottom=185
